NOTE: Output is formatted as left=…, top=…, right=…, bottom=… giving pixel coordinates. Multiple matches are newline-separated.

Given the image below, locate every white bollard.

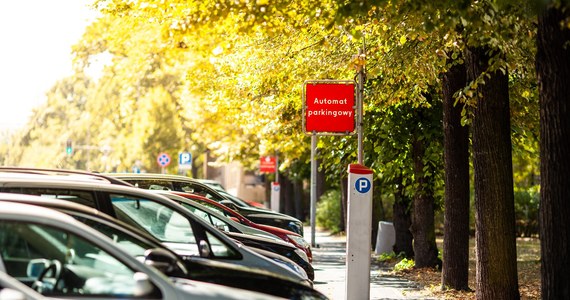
left=270, top=182, right=280, bottom=212
left=346, top=164, right=374, bottom=300
left=375, top=221, right=395, bottom=255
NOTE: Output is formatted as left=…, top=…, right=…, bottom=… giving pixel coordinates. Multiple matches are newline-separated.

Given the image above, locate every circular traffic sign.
left=157, top=152, right=171, bottom=167
left=355, top=177, right=371, bottom=193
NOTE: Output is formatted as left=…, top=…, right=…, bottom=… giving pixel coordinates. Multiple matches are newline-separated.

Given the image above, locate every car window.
left=110, top=194, right=195, bottom=242
left=0, top=221, right=161, bottom=298
left=0, top=188, right=96, bottom=208
left=71, top=215, right=149, bottom=259
left=181, top=203, right=231, bottom=232
left=193, top=200, right=233, bottom=218
left=172, top=182, right=224, bottom=201
left=130, top=180, right=174, bottom=191
left=109, top=194, right=238, bottom=259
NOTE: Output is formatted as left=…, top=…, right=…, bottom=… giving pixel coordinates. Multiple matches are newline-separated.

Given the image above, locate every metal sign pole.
left=357, top=48, right=365, bottom=165
left=310, top=132, right=317, bottom=247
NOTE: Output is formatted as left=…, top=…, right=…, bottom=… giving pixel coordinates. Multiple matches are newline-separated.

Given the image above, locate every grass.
left=374, top=237, right=541, bottom=299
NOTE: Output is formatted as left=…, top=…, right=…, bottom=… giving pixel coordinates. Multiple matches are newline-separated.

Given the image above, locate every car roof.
left=105, top=172, right=197, bottom=181
left=0, top=167, right=133, bottom=186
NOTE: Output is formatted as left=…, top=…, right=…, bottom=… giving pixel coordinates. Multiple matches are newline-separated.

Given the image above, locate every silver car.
left=0, top=200, right=282, bottom=299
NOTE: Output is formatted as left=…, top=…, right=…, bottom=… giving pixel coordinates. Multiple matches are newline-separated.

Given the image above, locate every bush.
left=394, top=258, right=415, bottom=272
left=316, top=189, right=342, bottom=234
left=514, top=185, right=539, bottom=237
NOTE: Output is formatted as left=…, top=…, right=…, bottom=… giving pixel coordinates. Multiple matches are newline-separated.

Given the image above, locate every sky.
left=0, top=0, right=97, bottom=132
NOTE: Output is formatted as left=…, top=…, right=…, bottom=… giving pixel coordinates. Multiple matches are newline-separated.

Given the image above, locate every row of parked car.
left=0, top=167, right=327, bottom=300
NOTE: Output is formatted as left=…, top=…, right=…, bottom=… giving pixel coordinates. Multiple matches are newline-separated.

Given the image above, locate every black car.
left=153, top=191, right=314, bottom=281
left=0, top=193, right=327, bottom=299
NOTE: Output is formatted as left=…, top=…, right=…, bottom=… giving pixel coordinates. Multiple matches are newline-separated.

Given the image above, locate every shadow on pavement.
left=307, top=226, right=434, bottom=299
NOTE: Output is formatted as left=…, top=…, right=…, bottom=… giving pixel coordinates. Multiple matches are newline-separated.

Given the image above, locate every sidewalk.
left=305, top=226, right=429, bottom=300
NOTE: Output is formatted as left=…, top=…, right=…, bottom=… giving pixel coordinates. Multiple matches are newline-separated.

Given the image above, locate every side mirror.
left=144, top=248, right=178, bottom=274
left=26, top=258, right=50, bottom=278
left=219, top=200, right=238, bottom=211
left=199, top=240, right=211, bottom=257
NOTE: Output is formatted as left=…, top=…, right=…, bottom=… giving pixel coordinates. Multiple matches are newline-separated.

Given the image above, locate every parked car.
left=0, top=193, right=326, bottom=299
left=152, top=191, right=314, bottom=281
left=105, top=173, right=305, bottom=235
left=0, top=173, right=310, bottom=285
left=195, top=179, right=266, bottom=208
left=0, top=200, right=282, bottom=299
left=167, top=191, right=312, bottom=262
left=195, top=178, right=226, bottom=192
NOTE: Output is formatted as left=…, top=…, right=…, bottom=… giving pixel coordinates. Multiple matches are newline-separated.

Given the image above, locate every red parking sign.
left=304, top=80, right=355, bottom=134
left=260, top=156, right=276, bottom=173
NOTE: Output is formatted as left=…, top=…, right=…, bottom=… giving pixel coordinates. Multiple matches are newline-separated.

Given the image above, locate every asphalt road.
left=305, top=226, right=432, bottom=300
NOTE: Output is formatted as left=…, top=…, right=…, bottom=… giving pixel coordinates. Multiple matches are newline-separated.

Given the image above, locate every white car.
left=0, top=201, right=282, bottom=299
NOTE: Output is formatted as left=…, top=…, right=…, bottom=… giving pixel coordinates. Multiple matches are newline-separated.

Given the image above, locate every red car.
left=171, top=191, right=312, bottom=262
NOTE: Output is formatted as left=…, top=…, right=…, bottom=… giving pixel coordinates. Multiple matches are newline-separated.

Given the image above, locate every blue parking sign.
left=179, top=152, right=192, bottom=166
left=355, top=178, right=371, bottom=194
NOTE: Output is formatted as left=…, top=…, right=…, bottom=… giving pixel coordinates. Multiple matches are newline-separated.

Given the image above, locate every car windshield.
left=109, top=194, right=237, bottom=258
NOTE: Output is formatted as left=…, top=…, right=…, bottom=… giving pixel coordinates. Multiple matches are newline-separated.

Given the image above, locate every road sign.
left=259, top=156, right=277, bottom=173
left=157, top=153, right=171, bottom=167
left=355, top=178, right=371, bottom=193
left=303, top=80, right=356, bottom=135
left=179, top=152, right=192, bottom=170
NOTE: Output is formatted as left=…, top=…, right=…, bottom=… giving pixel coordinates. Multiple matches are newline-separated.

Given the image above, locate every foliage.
left=514, top=185, right=540, bottom=237
left=378, top=251, right=408, bottom=263
left=394, top=258, right=415, bottom=272
left=316, top=189, right=343, bottom=234
left=0, top=0, right=542, bottom=259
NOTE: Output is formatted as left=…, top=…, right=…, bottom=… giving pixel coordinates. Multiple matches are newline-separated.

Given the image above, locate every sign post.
left=303, top=80, right=356, bottom=247
left=346, top=163, right=373, bottom=300
left=260, top=156, right=279, bottom=211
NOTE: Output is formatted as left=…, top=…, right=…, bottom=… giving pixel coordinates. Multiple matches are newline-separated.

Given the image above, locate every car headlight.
left=293, top=248, right=310, bottom=263
left=287, top=234, right=310, bottom=250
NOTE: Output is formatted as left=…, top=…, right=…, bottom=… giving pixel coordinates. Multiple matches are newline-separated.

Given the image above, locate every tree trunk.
left=411, top=135, right=440, bottom=268
left=339, top=176, right=348, bottom=232
left=393, top=176, right=414, bottom=258
left=466, top=46, right=519, bottom=300
left=536, top=4, right=570, bottom=300
left=441, top=56, right=471, bottom=291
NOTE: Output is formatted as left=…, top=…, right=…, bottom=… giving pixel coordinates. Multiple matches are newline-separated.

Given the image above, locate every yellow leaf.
left=399, top=35, right=407, bottom=45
